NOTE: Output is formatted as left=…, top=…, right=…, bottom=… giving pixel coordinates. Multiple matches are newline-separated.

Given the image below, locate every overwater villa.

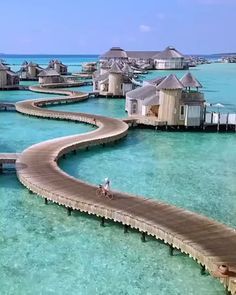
left=47, top=60, right=68, bottom=75
left=100, top=46, right=188, bottom=70
left=38, top=69, right=64, bottom=85
left=100, top=47, right=158, bottom=69
left=93, top=61, right=134, bottom=97
left=126, top=72, right=205, bottom=127
left=153, top=46, right=187, bottom=70
left=82, top=62, right=97, bottom=73
left=0, top=62, right=20, bottom=89
left=17, top=61, right=43, bottom=80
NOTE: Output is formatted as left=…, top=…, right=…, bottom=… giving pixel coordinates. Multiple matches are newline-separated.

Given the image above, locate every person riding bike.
left=96, top=178, right=113, bottom=200
left=103, top=177, right=110, bottom=195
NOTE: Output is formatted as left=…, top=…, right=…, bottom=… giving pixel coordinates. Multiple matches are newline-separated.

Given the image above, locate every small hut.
left=38, top=69, right=64, bottom=85
left=93, top=61, right=134, bottom=97
left=153, top=46, right=187, bottom=70
left=47, top=60, right=68, bottom=75
left=82, top=62, right=97, bottom=73
left=0, top=62, right=19, bottom=89
left=18, top=61, right=43, bottom=80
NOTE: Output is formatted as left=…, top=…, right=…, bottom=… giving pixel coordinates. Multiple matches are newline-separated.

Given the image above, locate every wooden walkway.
left=15, top=86, right=236, bottom=294
left=0, top=102, right=16, bottom=111
left=0, top=153, right=20, bottom=164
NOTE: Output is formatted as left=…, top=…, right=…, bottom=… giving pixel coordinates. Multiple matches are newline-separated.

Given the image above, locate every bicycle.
left=96, top=184, right=113, bottom=200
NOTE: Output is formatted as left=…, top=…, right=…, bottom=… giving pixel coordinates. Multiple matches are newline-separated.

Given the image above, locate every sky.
left=0, top=0, right=236, bottom=55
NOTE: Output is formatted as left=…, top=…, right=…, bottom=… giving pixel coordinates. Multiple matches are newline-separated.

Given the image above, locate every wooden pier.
left=0, top=153, right=20, bottom=172
left=14, top=87, right=236, bottom=294
left=0, top=102, right=16, bottom=111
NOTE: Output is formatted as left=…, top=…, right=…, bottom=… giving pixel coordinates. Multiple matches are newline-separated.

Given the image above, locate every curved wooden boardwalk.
left=15, top=86, right=236, bottom=294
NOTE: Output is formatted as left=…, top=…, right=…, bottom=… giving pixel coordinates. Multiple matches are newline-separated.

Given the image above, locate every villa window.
left=179, top=105, right=185, bottom=120
left=121, top=84, right=123, bottom=90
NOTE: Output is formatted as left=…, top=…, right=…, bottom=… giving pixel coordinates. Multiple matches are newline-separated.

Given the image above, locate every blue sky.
left=1, top=0, right=235, bottom=54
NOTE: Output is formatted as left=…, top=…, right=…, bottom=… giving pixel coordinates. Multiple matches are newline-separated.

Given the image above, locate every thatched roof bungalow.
left=93, top=61, right=134, bottom=97
left=38, top=69, right=64, bottom=85
left=47, top=60, right=68, bottom=75
left=126, top=73, right=205, bottom=126
left=153, top=46, right=187, bottom=70
left=18, top=61, right=43, bottom=80
left=0, top=62, right=19, bottom=89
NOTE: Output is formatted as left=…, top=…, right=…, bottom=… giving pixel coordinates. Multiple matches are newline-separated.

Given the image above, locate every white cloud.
left=139, top=25, right=151, bottom=33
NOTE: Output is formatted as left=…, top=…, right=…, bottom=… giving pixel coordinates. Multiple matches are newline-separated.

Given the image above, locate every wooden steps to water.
left=14, top=86, right=236, bottom=294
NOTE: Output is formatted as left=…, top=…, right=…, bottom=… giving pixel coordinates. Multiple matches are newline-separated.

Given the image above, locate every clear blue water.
left=48, top=97, right=126, bottom=119
left=60, top=130, right=236, bottom=228
left=1, top=59, right=235, bottom=294
left=0, top=112, right=94, bottom=153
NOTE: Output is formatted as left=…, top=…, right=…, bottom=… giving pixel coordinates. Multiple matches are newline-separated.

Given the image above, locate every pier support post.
left=86, top=147, right=89, bottom=151
left=63, top=154, right=66, bottom=159
left=100, top=217, right=105, bottom=227
left=169, top=245, right=174, bottom=256
left=73, top=150, right=76, bottom=154
left=0, top=163, right=2, bottom=173
left=200, top=264, right=206, bottom=275
left=141, top=231, right=146, bottom=242
left=67, top=207, right=72, bottom=216
left=124, top=224, right=129, bottom=234
left=44, top=198, right=48, bottom=205
left=102, top=143, right=105, bottom=147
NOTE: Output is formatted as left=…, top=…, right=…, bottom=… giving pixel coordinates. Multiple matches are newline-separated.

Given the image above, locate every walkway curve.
left=15, top=86, right=236, bottom=294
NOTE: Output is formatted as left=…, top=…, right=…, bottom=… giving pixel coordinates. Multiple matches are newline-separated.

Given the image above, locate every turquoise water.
left=48, top=97, right=126, bottom=119
left=0, top=112, right=94, bottom=153
left=60, top=130, right=236, bottom=228
left=0, top=173, right=224, bottom=295
left=1, top=61, right=236, bottom=294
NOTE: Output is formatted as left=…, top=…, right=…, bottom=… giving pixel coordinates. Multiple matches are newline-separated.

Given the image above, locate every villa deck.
left=15, top=87, right=236, bottom=294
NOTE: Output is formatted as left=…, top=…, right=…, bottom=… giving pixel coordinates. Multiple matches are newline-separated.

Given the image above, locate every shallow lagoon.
left=1, top=61, right=235, bottom=294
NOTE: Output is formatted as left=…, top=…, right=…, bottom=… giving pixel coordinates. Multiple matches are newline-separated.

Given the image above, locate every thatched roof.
left=144, top=76, right=165, bottom=86
left=38, top=69, right=60, bottom=77
left=180, top=72, right=202, bottom=88
left=100, top=61, right=110, bottom=69
left=93, top=72, right=109, bottom=82
left=153, top=46, right=184, bottom=59
left=6, top=70, right=18, bottom=76
left=127, top=51, right=159, bottom=59
left=143, top=94, right=159, bottom=106
left=156, top=74, right=184, bottom=90
left=0, top=63, right=8, bottom=70
left=123, top=63, right=133, bottom=74
left=109, top=61, right=122, bottom=74
left=127, top=85, right=157, bottom=100
left=101, top=47, right=128, bottom=59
